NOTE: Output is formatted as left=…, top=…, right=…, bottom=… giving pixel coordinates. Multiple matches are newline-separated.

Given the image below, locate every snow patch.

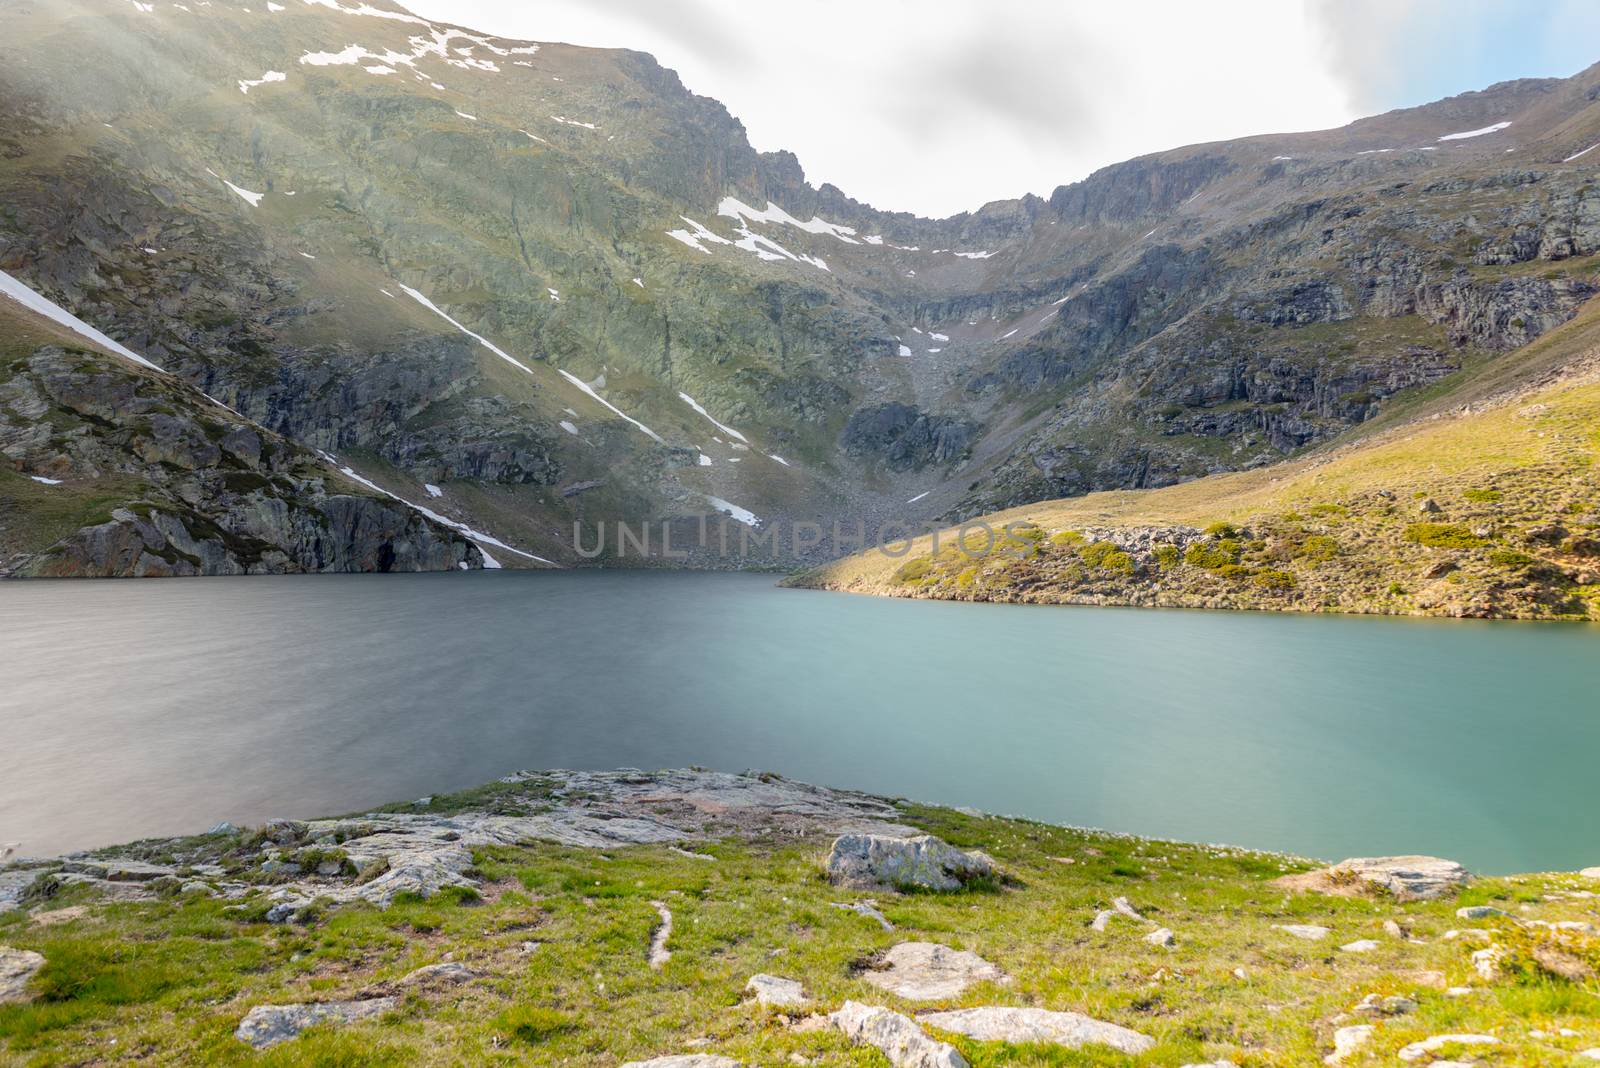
left=767, top=455, right=790, bottom=466
left=454, top=110, right=477, bottom=121
left=705, top=496, right=760, bottom=527
left=550, top=115, right=597, bottom=129
left=716, top=196, right=858, bottom=243
left=679, top=393, right=748, bottom=442
left=30, top=476, right=64, bottom=486
left=897, top=343, right=912, bottom=357
left=0, top=269, right=163, bottom=371
left=334, top=462, right=550, bottom=566
left=560, top=370, right=663, bottom=443
left=423, top=483, right=443, bottom=498
left=1001, top=328, right=1018, bottom=339
left=1564, top=143, right=1598, bottom=163
left=1437, top=120, right=1511, bottom=142
left=558, top=420, right=578, bottom=435
left=930, top=332, right=949, bottom=341
left=400, top=284, right=540, bottom=377
left=665, top=216, right=731, bottom=254
left=632, top=277, right=644, bottom=288
left=906, top=491, right=929, bottom=504
left=238, top=70, right=286, bottom=94
left=547, top=288, right=560, bottom=302
left=697, top=453, right=712, bottom=466
left=952, top=250, right=993, bottom=259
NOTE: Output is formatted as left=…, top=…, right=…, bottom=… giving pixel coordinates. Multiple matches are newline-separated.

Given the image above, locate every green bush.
left=1295, top=534, right=1340, bottom=562
left=1080, top=541, right=1136, bottom=574
left=1405, top=523, right=1484, bottom=549
left=1216, top=564, right=1251, bottom=579
left=1184, top=542, right=1237, bottom=569
left=1254, top=569, right=1296, bottom=590
left=1153, top=544, right=1181, bottom=568
left=1203, top=521, right=1240, bottom=538
left=1486, top=548, right=1535, bottom=570
left=893, top=558, right=933, bottom=584
left=1049, top=530, right=1085, bottom=547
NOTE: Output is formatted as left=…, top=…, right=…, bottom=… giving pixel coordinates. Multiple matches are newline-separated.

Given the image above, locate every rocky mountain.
left=0, top=271, right=490, bottom=575
left=2, top=0, right=1598, bottom=572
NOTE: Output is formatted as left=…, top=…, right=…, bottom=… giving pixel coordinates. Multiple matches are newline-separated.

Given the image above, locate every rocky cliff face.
left=1, top=0, right=1598, bottom=568
left=0, top=304, right=483, bottom=576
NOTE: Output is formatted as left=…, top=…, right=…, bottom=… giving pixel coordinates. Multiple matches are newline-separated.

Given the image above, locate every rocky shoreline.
left=3, top=769, right=1599, bottom=1065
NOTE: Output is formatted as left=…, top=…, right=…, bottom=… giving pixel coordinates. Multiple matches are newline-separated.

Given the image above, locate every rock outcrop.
left=861, top=942, right=1008, bottom=1000
left=826, top=834, right=994, bottom=891
left=918, top=1006, right=1155, bottom=1055
left=829, top=1001, right=969, bottom=1068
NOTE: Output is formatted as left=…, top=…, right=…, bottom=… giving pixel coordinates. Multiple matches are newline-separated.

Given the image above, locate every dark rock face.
left=841, top=404, right=979, bottom=470
left=0, top=344, right=479, bottom=577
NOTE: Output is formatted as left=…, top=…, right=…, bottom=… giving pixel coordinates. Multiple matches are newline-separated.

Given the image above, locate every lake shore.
left=3, top=768, right=1598, bottom=1065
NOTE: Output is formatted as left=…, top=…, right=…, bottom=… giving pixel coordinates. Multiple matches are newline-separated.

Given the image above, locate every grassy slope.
left=2, top=781, right=1598, bottom=1066
left=791, top=300, right=1600, bottom=621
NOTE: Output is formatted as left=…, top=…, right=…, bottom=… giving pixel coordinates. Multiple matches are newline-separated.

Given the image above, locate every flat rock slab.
left=399, top=961, right=476, bottom=987
left=920, top=1006, right=1155, bottom=1055
left=621, top=1058, right=742, bottom=1068
left=745, top=973, right=808, bottom=1008
left=827, top=834, right=993, bottom=892
left=831, top=1000, right=968, bottom=1068
left=1580, top=866, right=1600, bottom=879
left=1278, top=856, right=1470, bottom=901
left=234, top=997, right=400, bottom=1048
left=0, top=946, right=45, bottom=1004
left=863, top=942, right=1008, bottom=1000
left=1274, top=924, right=1332, bottom=941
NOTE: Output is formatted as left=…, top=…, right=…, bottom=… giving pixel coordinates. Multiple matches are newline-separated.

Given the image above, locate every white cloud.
left=394, top=2, right=1359, bottom=216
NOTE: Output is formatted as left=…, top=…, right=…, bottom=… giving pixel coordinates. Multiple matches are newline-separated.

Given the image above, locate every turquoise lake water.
left=2, top=570, right=1596, bottom=872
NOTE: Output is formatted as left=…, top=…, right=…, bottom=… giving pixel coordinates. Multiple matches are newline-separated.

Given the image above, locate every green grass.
left=3, top=794, right=1599, bottom=1066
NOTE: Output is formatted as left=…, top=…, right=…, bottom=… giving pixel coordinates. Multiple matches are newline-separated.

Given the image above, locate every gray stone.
left=1331, top=856, right=1472, bottom=901
left=1455, top=905, right=1505, bottom=919
left=399, top=961, right=476, bottom=986
left=1325, top=1024, right=1373, bottom=1065
left=1339, top=939, right=1380, bottom=953
left=919, top=1006, right=1155, bottom=1055
left=1354, top=993, right=1416, bottom=1016
left=830, top=1001, right=968, bottom=1068
left=744, top=973, right=808, bottom=1008
left=0, top=946, right=45, bottom=1004
left=1273, top=924, right=1331, bottom=941
left=826, top=834, right=993, bottom=892
left=620, top=1058, right=742, bottom=1068
left=831, top=900, right=893, bottom=930
left=1144, top=927, right=1176, bottom=947
left=60, top=858, right=175, bottom=882
left=234, top=997, right=400, bottom=1048
left=862, top=942, right=1008, bottom=1000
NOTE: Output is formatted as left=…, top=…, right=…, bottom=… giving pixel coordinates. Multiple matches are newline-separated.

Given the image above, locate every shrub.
left=1308, top=503, right=1348, bottom=517
left=1203, top=521, right=1240, bottom=538
left=1254, top=569, right=1296, bottom=590
left=1295, top=534, right=1340, bottom=562
left=1184, top=542, right=1237, bottom=570
left=1216, top=563, right=1251, bottom=579
left=1080, top=541, right=1136, bottom=574
left=1486, top=548, right=1536, bottom=570
left=1405, top=523, right=1484, bottom=549
left=893, top=558, right=933, bottom=584
left=1050, top=530, right=1086, bottom=547
left=1153, top=544, right=1181, bottom=569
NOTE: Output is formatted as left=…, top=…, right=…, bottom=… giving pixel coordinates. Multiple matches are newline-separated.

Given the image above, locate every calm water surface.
left=2, top=571, right=1597, bottom=872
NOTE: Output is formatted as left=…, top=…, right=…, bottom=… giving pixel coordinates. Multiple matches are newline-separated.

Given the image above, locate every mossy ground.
left=3, top=801, right=1598, bottom=1066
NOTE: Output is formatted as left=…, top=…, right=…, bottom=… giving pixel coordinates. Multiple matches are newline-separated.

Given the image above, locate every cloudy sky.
left=402, top=0, right=1600, bottom=218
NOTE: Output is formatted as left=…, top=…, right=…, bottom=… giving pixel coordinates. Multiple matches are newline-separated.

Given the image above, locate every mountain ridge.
left=2, top=0, right=1598, bottom=577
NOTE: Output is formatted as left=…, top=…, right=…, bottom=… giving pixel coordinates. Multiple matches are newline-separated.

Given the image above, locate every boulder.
left=1278, top=856, right=1470, bottom=901
left=1325, top=1024, right=1373, bottom=1065
left=1144, top=927, right=1176, bottom=947
left=919, top=1006, right=1155, bottom=1055
left=1578, top=866, right=1600, bottom=879
left=234, top=997, right=400, bottom=1049
left=1455, top=905, right=1505, bottom=919
left=831, top=900, right=894, bottom=930
left=862, top=942, right=1008, bottom=1000
left=744, top=973, right=808, bottom=1008
left=1339, top=940, right=1380, bottom=953
left=830, top=1000, right=968, bottom=1068
left=0, top=946, right=45, bottom=1004
left=826, top=834, right=993, bottom=892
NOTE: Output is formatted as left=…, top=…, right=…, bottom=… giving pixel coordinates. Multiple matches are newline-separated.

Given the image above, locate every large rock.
left=827, top=834, right=993, bottom=892
left=1396, top=1034, right=1499, bottom=1061
left=744, top=973, right=808, bottom=1008
left=919, top=1006, right=1154, bottom=1055
left=1278, top=856, right=1470, bottom=901
left=862, top=942, right=1008, bottom=1000
left=0, top=946, right=45, bottom=1004
left=830, top=1000, right=968, bottom=1068
left=1579, top=866, right=1600, bottom=879
left=234, top=997, right=400, bottom=1049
